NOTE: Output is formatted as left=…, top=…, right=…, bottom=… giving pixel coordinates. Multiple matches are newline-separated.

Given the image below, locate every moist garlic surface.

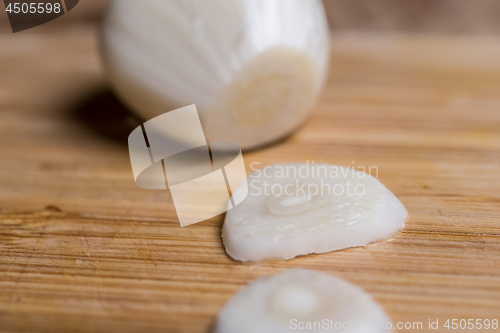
left=223, top=163, right=407, bottom=262
left=100, top=0, right=330, bottom=149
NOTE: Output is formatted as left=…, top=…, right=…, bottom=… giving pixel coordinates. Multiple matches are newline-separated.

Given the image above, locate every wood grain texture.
left=323, top=0, right=500, bottom=34
left=1, top=27, right=500, bottom=333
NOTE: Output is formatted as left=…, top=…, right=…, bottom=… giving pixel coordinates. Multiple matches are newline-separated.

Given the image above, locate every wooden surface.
left=323, top=0, right=500, bottom=34
left=1, top=27, right=500, bottom=333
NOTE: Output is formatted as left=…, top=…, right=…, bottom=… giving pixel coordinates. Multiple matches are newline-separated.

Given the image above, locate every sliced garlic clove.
left=222, top=164, right=407, bottom=262
left=100, top=0, right=330, bottom=149
left=215, top=269, right=393, bottom=333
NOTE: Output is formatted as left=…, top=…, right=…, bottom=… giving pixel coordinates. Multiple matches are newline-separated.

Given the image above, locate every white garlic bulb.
left=215, top=269, right=393, bottom=333
left=100, top=0, right=330, bottom=149
left=223, top=164, right=407, bottom=262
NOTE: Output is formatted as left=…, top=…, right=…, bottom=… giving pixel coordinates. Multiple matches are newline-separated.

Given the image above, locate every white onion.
left=215, top=269, right=393, bottom=333
left=100, top=0, right=330, bottom=149
left=223, top=164, right=407, bottom=262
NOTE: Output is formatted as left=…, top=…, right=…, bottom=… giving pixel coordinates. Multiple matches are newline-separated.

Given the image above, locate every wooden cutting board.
left=1, top=27, right=500, bottom=333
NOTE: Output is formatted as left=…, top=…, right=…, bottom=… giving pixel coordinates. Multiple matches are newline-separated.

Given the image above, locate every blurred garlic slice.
left=215, top=269, right=393, bottom=333
left=100, top=0, right=330, bottom=149
left=223, top=164, right=407, bottom=262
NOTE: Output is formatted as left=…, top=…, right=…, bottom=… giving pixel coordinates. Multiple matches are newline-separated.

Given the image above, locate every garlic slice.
left=222, top=164, right=407, bottom=262
left=215, top=269, right=393, bottom=333
left=100, top=0, right=330, bottom=149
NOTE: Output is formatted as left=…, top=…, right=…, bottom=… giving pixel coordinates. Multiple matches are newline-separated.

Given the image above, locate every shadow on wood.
left=69, top=88, right=141, bottom=145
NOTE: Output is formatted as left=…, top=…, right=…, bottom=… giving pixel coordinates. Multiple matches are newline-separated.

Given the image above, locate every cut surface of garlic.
left=215, top=269, right=393, bottom=333
left=222, top=164, right=407, bottom=262
left=100, top=0, right=330, bottom=149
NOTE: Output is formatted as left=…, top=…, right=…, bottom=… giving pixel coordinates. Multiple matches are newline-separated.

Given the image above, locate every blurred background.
left=2, top=0, right=500, bottom=34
